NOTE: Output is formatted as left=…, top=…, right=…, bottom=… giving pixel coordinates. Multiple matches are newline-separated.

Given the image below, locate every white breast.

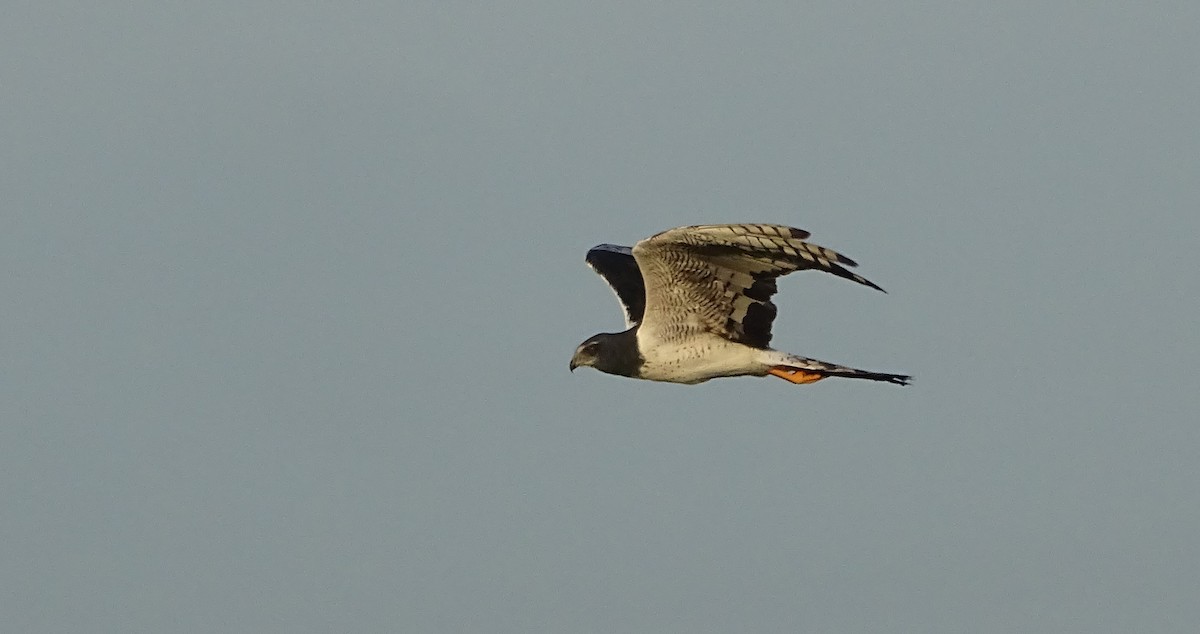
left=634, top=331, right=766, bottom=384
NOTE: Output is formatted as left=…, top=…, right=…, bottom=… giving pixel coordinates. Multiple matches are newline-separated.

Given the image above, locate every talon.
left=768, top=367, right=826, bottom=385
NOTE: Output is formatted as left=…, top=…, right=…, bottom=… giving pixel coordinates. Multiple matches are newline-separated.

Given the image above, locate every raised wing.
left=585, top=244, right=646, bottom=327
left=631, top=224, right=884, bottom=348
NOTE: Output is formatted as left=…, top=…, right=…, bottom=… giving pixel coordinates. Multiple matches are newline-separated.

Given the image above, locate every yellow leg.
left=767, top=367, right=826, bottom=385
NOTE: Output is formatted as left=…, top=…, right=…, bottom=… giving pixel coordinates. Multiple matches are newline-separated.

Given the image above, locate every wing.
left=631, top=224, right=885, bottom=348
left=585, top=244, right=646, bottom=327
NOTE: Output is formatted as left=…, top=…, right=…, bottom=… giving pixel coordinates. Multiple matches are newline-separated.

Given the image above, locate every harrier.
left=569, top=224, right=910, bottom=386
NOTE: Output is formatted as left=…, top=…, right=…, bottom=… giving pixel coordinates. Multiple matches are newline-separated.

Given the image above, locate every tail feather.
left=777, top=356, right=911, bottom=386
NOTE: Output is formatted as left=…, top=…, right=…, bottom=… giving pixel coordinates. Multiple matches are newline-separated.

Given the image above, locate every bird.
left=569, top=223, right=910, bottom=386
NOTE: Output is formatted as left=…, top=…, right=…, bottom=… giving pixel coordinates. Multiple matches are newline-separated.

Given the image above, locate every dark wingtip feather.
left=584, top=243, right=646, bottom=324
left=786, top=227, right=811, bottom=240
left=587, top=243, right=633, bottom=260
left=836, top=253, right=860, bottom=267
left=861, top=277, right=888, bottom=293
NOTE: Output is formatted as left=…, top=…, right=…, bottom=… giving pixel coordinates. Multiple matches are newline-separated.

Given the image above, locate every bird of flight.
left=569, top=224, right=910, bottom=386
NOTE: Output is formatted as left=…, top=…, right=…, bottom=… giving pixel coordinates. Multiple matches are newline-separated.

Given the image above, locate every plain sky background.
left=3, top=2, right=1199, bottom=632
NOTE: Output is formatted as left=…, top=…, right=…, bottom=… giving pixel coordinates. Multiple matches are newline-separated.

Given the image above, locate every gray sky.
left=4, top=2, right=1199, bottom=632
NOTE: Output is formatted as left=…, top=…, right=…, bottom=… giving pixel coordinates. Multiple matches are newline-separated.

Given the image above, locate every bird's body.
left=570, top=224, right=910, bottom=386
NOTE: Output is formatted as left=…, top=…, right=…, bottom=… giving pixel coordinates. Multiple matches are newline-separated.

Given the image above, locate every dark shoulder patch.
left=742, top=277, right=777, bottom=302
left=738, top=301, right=778, bottom=348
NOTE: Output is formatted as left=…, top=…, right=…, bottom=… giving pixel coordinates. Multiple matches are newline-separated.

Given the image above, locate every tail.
left=770, top=355, right=911, bottom=386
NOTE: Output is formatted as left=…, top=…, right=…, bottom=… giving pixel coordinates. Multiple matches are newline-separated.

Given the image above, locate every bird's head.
left=569, top=330, right=641, bottom=377
left=569, top=334, right=608, bottom=372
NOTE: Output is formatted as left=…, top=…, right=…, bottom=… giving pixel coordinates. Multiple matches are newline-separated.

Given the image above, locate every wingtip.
left=585, top=244, right=632, bottom=266
left=854, top=275, right=888, bottom=293
left=588, top=243, right=633, bottom=254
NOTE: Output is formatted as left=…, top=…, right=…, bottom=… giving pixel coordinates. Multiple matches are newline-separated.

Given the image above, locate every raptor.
left=569, top=224, right=910, bottom=386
